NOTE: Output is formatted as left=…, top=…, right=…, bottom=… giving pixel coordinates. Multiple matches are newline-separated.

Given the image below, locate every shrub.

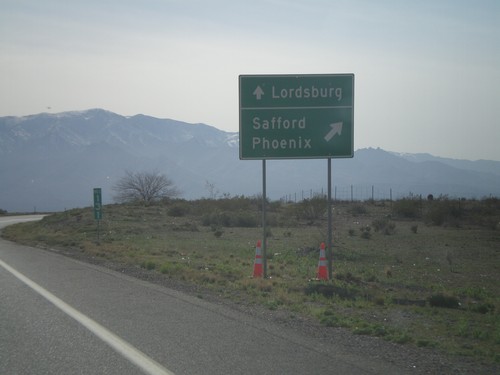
left=168, top=203, right=189, bottom=217
left=141, top=260, right=156, bottom=270
left=264, top=227, right=273, bottom=239
left=320, top=313, right=340, bottom=327
left=360, top=229, right=371, bottom=239
left=295, top=196, right=327, bottom=222
left=372, top=217, right=396, bottom=235
left=349, top=204, right=367, bottom=216
left=469, top=303, right=495, bottom=314
left=428, top=293, right=460, bottom=309
left=417, top=339, right=437, bottom=348
left=424, top=199, right=462, bottom=226
left=202, top=211, right=231, bottom=227
left=265, top=300, right=280, bottom=310
left=390, top=332, right=413, bottom=344
left=383, top=221, right=396, bottom=235
left=202, top=210, right=258, bottom=228
left=231, top=211, right=258, bottom=227
left=371, top=218, right=386, bottom=232
left=393, top=198, right=421, bottom=218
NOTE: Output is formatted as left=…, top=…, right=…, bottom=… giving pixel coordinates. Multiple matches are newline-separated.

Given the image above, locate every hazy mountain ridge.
left=1, top=109, right=499, bottom=212
left=390, top=151, right=500, bottom=177
left=0, top=109, right=236, bottom=154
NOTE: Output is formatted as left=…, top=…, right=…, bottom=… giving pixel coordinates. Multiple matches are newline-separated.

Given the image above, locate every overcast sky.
left=1, top=0, right=499, bottom=161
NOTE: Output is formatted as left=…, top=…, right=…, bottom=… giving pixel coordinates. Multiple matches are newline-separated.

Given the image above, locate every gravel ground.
left=49, top=246, right=500, bottom=374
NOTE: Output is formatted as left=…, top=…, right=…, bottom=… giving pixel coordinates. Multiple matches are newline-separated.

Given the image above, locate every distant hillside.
left=390, top=151, right=500, bottom=177
left=1, top=109, right=499, bottom=212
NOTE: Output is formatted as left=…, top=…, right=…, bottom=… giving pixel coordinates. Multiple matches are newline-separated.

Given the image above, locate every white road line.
left=0, top=258, right=175, bottom=375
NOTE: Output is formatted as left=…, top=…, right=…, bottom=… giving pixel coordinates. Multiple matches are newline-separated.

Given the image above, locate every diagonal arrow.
left=324, top=122, right=343, bottom=142
left=253, top=85, right=264, bottom=100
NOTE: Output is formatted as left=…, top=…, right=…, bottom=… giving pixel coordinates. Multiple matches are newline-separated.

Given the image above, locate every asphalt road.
left=0, top=216, right=406, bottom=375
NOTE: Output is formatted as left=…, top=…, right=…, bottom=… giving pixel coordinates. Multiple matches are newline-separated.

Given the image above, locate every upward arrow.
left=324, top=122, right=343, bottom=142
left=253, top=86, right=264, bottom=100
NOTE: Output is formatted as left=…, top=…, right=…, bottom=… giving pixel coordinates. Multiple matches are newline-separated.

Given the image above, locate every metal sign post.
left=327, top=158, right=333, bottom=278
left=262, top=160, right=267, bottom=278
left=93, top=188, right=102, bottom=244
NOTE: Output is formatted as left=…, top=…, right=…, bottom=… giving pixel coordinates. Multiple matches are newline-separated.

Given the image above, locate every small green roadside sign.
left=239, top=74, right=354, bottom=159
left=93, top=188, right=102, bottom=220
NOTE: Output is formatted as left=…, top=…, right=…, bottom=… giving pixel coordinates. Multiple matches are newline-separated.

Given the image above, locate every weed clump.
left=372, top=217, right=396, bottom=235
left=320, top=311, right=341, bottom=327
left=360, top=226, right=371, bottom=239
left=304, top=283, right=358, bottom=300
left=469, top=303, right=495, bottom=314
left=172, top=222, right=198, bottom=232
left=335, top=271, right=362, bottom=284
left=141, top=260, right=156, bottom=270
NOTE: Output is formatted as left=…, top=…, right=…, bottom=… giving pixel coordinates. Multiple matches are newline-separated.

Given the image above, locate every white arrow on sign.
left=324, top=122, right=343, bottom=142
left=253, top=86, right=264, bottom=100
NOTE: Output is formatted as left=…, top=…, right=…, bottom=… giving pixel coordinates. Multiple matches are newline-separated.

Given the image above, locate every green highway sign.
left=93, top=188, right=102, bottom=220
left=239, top=74, right=354, bottom=159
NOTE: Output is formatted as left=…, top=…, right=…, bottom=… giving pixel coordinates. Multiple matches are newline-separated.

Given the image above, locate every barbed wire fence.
left=277, top=185, right=477, bottom=203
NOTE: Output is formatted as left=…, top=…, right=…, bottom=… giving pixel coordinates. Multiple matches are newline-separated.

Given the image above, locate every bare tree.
left=113, top=170, right=179, bottom=205
left=205, top=180, right=219, bottom=199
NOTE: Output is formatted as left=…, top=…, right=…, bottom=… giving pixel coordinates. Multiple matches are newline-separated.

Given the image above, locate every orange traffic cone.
left=316, top=242, right=329, bottom=281
left=253, top=240, right=263, bottom=278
